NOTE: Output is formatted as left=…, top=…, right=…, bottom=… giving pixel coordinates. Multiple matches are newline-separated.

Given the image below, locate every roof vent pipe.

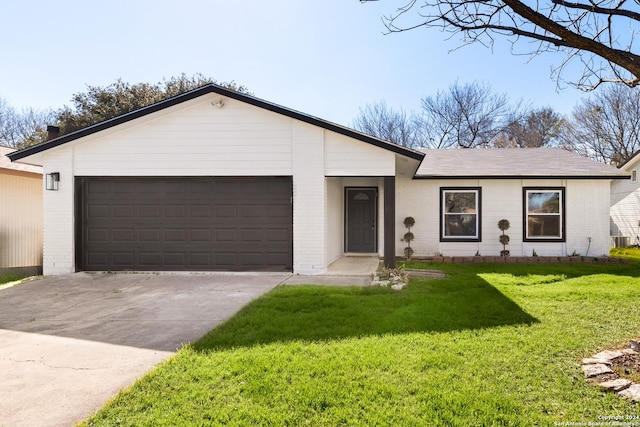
left=47, top=125, right=60, bottom=141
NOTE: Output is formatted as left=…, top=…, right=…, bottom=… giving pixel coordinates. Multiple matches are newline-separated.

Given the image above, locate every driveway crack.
left=1, top=357, right=117, bottom=371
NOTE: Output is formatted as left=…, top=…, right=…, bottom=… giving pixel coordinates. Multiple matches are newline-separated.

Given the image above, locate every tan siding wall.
left=0, top=171, right=42, bottom=268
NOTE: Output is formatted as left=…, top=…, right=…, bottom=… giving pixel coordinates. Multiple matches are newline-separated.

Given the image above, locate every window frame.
left=439, top=187, right=482, bottom=242
left=523, top=187, right=566, bottom=242
left=631, top=169, right=637, bottom=183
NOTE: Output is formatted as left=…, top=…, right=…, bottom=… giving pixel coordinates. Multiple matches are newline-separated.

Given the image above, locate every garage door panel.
left=138, top=252, right=162, bottom=266
left=189, top=205, right=211, bottom=217
left=113, top=229, right=134, bottom=242
left=112, top=252, right=135, bottom=266
left=113, top=205, right=135, bottom=218
left=88, top=252, right=109, bottom=267
left=214, top=253, right=236, bottom=267
left=216, top=205, right=237, bottom=217
left=164, top=205, right=186, bottom=217
left=88, top=229, right=109, bottom=242
left=164, top=253, right=186, bottom=266
left=139, top=205, right=160, bottom=218
left=188, top=252, right=210, bottom=265
left=190, top=229, right=211, bottom=241
left=79, top=177, right=292, bottom=271
left=267, top=228, right=291, bottom=242
left=216, top=229, right=237, bottom=242
left=240, top=229, right=263, bottom=242
left=164, top=229, right=186, bottom=242
left=240, top=253, right=263, bottom=267
left=139, top=229, right=161, bottom=242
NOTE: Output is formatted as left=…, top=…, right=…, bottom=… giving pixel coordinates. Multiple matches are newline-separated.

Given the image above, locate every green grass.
left=0, top=273, right=25, bottom=285
left=83, top=254, right=640, bottom=426
left=612, top=246, right=640, bottom=262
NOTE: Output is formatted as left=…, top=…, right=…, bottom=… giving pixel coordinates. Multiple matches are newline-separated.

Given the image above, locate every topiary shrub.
left=498, top=219, right=510, bottom=257
left=402, top=216, right=415, bottom=261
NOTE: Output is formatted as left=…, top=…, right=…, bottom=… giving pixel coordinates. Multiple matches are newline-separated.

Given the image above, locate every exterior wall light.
left=46, top=172, right=60, bottom=191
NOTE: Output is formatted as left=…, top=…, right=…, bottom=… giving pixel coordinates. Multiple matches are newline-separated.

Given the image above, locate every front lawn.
left=83, top=256, right=640, bottom=426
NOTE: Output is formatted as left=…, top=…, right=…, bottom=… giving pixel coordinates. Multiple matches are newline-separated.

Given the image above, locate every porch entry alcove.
left=345, top=187, right=377, bottom=253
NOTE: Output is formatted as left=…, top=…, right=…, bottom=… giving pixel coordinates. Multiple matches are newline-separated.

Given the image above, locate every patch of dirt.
left=589, top=352, right=640, bottom=384
left=611, top=353, right=640, bottom=382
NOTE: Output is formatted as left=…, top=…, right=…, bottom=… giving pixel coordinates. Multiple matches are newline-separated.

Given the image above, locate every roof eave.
left=7, top=84, right=425, bottom=163
left=413, top=174, right=630, bottom=180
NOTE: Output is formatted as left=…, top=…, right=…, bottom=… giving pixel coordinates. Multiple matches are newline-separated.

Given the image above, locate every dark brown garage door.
left=76, top=177, right=292, bottom=272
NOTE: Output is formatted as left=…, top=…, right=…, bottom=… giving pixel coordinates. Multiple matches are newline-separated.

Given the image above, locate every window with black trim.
left=523, top=188, right=565, bottom=241
left=440, top=188, right=481, bottom=241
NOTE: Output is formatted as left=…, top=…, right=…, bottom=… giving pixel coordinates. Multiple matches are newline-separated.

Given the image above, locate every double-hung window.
left=523, top=188, right=565, bottom=241
left=440, top=188, right=481, bottom=241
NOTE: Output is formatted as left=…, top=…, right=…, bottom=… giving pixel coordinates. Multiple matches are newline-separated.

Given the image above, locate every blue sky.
left=1, top=0, right=589, bottom=128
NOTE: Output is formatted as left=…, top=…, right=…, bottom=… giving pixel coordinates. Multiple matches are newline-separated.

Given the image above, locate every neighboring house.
left=611, top=151, right=640, bottom=247
left=8, top=85, right=629, bottom=276
left=0, top=146, right=43, bottom=275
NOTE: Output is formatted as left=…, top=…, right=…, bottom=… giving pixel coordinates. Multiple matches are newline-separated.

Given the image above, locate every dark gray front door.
left=345, top=188, right=377, bottom=253
left=77, top=176, right=293, bottom=272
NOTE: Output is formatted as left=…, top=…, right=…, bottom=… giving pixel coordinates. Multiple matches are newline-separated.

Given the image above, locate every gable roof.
left=7, top=84, right=424, bottom=162
left=619, top=151, right=640, bottom=170
left=0, top=146, right=42, bottom=175
left=415, top=148, right=629, bottom=179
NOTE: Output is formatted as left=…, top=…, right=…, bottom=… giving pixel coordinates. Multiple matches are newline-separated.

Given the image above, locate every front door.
left=345, top=188, right=377, bottom=253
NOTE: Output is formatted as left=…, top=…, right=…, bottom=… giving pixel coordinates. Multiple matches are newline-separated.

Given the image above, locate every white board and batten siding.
left=395, top=177, right=612, bottom=258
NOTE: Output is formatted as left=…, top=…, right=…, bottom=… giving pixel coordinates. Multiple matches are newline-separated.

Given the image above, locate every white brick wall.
left=566, top=180, right=610, bottom=257
left=395, top=177, right=613, bottom=258
left=42, top=150, right=75, bottom=275
left=292, top=123, right=327, bottom=274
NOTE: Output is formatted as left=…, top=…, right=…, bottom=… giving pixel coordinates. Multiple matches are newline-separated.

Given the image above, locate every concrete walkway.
left=281, top=256, right=380, bottom=286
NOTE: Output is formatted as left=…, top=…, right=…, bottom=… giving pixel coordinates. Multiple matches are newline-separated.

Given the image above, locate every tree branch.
left=551, top=0, right=640, bottom=21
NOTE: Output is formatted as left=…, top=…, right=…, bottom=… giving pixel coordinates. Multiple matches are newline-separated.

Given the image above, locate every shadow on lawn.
left=192, top=273, right=539, bottom=352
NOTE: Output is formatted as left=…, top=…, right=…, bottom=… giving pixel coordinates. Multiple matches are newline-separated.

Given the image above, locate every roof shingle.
left=415, top=148, right=628, bottom=179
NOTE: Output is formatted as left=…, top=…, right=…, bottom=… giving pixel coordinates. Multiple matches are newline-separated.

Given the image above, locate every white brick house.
left=8, top=85, right=629, bottom=275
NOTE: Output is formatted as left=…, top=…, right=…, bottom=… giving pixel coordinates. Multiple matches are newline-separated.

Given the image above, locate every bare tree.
left=352, top=82, right=521, bottom=148
left=493, top=107, right=564, bottom=147
left=352, top=101, right=421, bottom=148
left=0, top=97, right=53, bottom=148
left=561, top=85, right=640, bottom=165
left=417, top=81, right=516, bottom=148
left=361, top=0, right=640, bottom=90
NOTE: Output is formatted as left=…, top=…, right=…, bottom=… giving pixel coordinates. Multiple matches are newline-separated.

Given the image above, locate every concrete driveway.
left=0, top=272, right=288, bottom=427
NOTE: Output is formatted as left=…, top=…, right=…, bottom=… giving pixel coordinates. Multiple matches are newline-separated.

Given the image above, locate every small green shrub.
left=498, top=219, right=510, bottom=257
left=402, top=217, right=415, bottom=261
